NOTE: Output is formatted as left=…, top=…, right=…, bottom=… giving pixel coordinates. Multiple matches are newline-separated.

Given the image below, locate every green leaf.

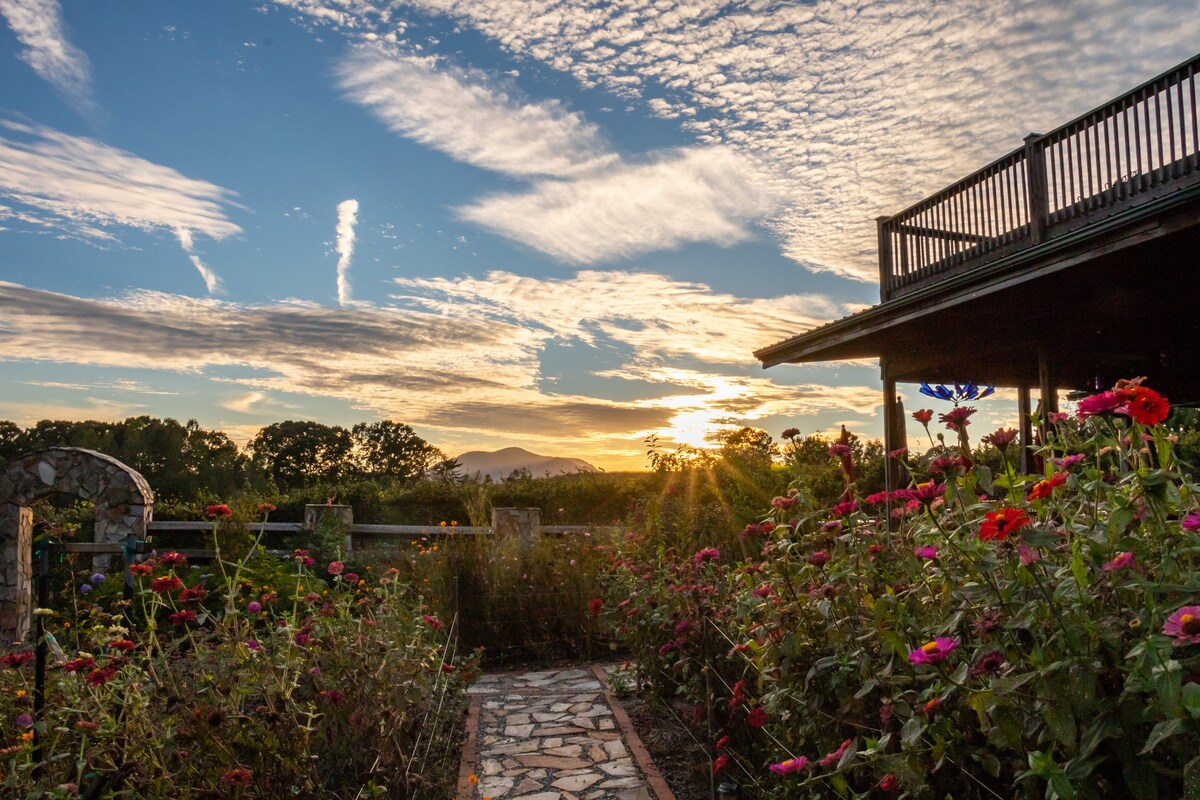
left=901, top=716, right=926, bottom=749
left=1139, top=718, right=1184, bottom=754
left=1049, top=771, right=1078, bottom=800
left=1183, top=755, right=1200, bottom=800
left=854, top=677, right=878, bottom=699
left=1023, top=529, right=1060, bottom=547
left=1043, top=702, right=1077, bottom=748
left=1183, top=682, right=1200, bottom=719
left=1070, top=539, right=1090, bottom=590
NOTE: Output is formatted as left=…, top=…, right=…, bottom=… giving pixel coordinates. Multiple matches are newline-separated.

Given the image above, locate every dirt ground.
left=621, top=692, right=714, bottom=800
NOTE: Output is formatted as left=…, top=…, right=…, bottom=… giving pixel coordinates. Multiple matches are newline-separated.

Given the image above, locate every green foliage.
left=605, top=387, right=1200, bottom=799
left=0, top=519, right=475, bottom=798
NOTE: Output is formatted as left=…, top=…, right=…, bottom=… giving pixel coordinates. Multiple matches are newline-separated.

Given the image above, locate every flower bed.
left=0, top=511, right=475, bottom=798
left=606, top=380, right=1200, bottom=799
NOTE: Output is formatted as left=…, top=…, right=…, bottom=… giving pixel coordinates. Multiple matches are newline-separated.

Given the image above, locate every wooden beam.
left=1018, top=385, right=1033, bottom=474
left=895, top=222, right=988, bottom=244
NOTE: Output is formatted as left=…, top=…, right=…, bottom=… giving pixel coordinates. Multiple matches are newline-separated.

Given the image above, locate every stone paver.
left=458, top=664, right=673, bottom=800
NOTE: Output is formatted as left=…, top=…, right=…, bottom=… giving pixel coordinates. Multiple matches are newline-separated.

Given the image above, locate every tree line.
left=0, top=417, right=453, bottom=500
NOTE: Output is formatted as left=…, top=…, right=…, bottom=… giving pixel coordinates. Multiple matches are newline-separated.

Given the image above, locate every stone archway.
left=0, top=448, right=154, bottom=643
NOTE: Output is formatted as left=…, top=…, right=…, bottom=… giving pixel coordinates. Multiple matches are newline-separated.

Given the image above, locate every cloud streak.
left=291, top=0, right=1200, bottom=280
left=0, top=0, right=95, bottom=116
left=0, top=120, right=242, bottom=290
left=336, top=45, right=614, bottom=179
left=458, top=147, right=775, bottom=264
left=335, top=199, right=359, bottom=306
left=0, top=277, right=865, bottom=465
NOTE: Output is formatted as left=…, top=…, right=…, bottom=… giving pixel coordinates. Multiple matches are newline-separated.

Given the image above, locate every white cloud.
left=334, top=198, right=359, bottom=306
left=0, top=120, right=242, bottom=290
left=458, top=146, right=776, bottom=263
left=335, top=44, right=614, bottom=178
left=0, top=277, right=864, bottom=467
left=0, top=0, right=95, bottom=116
left=175, top=227, right=222, bottom=295
left=292, top=0, right=1200, bottom=281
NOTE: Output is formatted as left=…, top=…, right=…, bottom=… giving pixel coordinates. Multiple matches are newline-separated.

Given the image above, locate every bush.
left=606, top=380, right=1200, bottom=799
left=0, top=515, right=475, bottom=798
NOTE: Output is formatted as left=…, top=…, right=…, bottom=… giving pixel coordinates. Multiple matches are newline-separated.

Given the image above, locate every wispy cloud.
left=335, top=45, right=614, bottom=179
left=334, top=198, right=359, bottom=306
left=0, top=278, right=860, bottom=465
left=293, top=0, right=1200, bottom=280
left=175, top=227, right=222, bottom=295
left=0, top=0, right=95, bottom=117
left=458, top=147, right=775, bottom=264
left=0, top=120, right=241, bottom=290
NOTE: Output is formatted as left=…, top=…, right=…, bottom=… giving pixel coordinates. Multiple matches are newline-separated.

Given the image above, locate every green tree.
left=350, top=420, right=442, bottom=482
left=0, top=420, right=22, bottom=462
left=249, top=420, right=353, bottom=490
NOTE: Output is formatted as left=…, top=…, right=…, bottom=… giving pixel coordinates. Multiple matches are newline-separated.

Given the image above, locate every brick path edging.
left=589, top=665, right=677, bottom=800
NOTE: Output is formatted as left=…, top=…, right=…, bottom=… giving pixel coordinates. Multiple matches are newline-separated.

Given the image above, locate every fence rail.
left=879, top=52, right=1200, bottom=300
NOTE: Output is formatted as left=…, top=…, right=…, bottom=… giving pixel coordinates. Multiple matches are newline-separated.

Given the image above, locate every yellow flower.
left=468, top=775, right=478, bottom=785
left=15, top=690, right=25, bottom=698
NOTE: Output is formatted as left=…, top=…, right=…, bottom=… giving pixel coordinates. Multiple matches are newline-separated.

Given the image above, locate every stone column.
left=0, top=503, right=32, bottom=644
left=492, top=508, right=542, bottom=549
left=304, top=504, right=354, bottom=555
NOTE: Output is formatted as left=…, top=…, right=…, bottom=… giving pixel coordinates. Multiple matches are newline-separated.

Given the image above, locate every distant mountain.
left=454, top=447, right=598, bottom=481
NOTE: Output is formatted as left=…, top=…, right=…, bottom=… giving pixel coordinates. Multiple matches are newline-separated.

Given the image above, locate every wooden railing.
left=879, top=53, right=1200, bottom=300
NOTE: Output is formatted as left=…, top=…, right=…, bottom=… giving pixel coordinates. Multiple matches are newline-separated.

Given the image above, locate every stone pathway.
left=456, top=664, right=675, bottom=800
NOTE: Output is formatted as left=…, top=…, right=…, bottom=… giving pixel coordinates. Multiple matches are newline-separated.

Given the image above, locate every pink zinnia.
left=1103, top=552, right=1136, bottom=572
left=769, top=756, right=809, bottom=775
left=1182, top=511, right=1200, bottom=532
left=818, top=738, right=852, bottom=767
left=693, top=547, right=720, bottom=565
left=939, top=406, right=976, bottom=430
left=908, top=637, right=959, bottom=665
left=829, top=500, right=857, bottom=517
left=913, top=545, right=937, bottom=560
left=1051, top=454, right=1086, bottom=469
left=771, top=495, right=798, bottom=510
left=246, top=601, right=262, bottom=614
left=807, top=550, right=831, bottom=567
left=327, top=561, right=344, bottom=575
left=1076, top=391, right=1122, bottom=419
left=1163, top=606, right=1200, bottom=646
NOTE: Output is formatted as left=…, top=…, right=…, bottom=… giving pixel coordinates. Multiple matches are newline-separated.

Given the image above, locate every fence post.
left=304, top=504, right=354, bottom=555
left=876, top=216, right=893, bottom=302
left=0, top=503, right=32, bottom=645
left=491, top=508, right=541, bottom=549
left=1023, top=133, right=1049, bottom=244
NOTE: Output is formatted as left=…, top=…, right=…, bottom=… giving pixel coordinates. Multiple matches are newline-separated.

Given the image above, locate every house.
left=755, top=53, right=1200, bottom=483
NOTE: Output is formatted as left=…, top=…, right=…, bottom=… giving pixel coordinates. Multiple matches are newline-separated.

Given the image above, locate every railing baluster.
left=1189, top=64, right=1198, bottom=171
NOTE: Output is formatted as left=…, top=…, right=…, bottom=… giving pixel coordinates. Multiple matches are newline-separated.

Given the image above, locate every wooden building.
left=756, top=53, right=1200, bottom=481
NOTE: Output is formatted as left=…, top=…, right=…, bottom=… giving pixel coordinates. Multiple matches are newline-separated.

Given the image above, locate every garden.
left=2, top=378, right=1200, bottom=798
left=605, top=379, right=1200, bottom=799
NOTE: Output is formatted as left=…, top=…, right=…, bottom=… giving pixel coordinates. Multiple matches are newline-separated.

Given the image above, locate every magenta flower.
left=827, top=443, right=852, bottom=458
left=829, top=500, right=857, bottom=517
left=327, top=561, right=344, bottom=575
left=1051, top=454, right=1086, bottom=469
left=1182, top=511, right=1200, bottom=532
left=693, top=547, right=720, bottom=565
left=939, top=406, right=976, bottom=431
left=913, top=545, right=937, bottom=560
left=981, top=428, right=1018, bottom=448
left=1018, top=544, right=1040, bottom=566
left=769, top=756, right=809, bottom=775
left=1163, top=606, right=1200, bottom=645
left=908, top=637, right=959, bottom=665
left=1076, top=391, right=1122, bottom=419
left=245, top=639, right=260, bottom=651
left=818, top=738, right=852, bottom=767
left=246, top=601, right=262, bottom=615
left=807, top=550, right=831, bottom=567
left=1103, top=552, right=1136, bottom=572
left=771, top=495, right=798, bottom=510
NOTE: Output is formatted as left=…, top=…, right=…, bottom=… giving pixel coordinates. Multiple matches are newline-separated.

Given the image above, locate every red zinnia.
left=159, top=552, right=187, bottom=568
left=128, top=563, right=153, bottom=576
left=204, top=504, right=232, bottom=518
left=1, top=651, right=34, bottom=669
left=979, top=508, right=1030, bottom=542
left=220, top=769, right=252, bottom=786
left=169, top=610, right=197, bottom=626
left=149, top=576, right=183, bottom=594
left=1120, top=385, right=1170, bottom=425
left=1027, top=472, right=1067, bottom=500
left=63, top=656, right=95, bottom=673
left=912, top=409, right=933, bottom=425
left=588, top=598, right=604, bottom=617
left=747, top=706, right=768, bottom=728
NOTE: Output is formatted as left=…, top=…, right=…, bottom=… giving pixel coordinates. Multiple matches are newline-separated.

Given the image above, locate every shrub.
left=607, top=380, right=1200, bottom=799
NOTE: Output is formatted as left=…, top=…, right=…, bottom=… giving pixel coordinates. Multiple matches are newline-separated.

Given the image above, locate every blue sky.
left=0, top=0, right=1196, bottom=470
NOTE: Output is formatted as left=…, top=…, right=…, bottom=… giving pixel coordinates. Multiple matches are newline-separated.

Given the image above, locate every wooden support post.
left=881, top=360, right=901, bottom=529
left=1018, top=385, right=1033, bottom=474
left=304, top=504, right=354, bottom=555
left=1038, top=347, right=1059, bottom=418
left=1023, top=133, right=1048, bottom=244
left=876, top=216, right=893, bottom=302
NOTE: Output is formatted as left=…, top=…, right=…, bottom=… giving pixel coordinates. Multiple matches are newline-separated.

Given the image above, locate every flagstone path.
left=456, top=664, right=676, bottom=800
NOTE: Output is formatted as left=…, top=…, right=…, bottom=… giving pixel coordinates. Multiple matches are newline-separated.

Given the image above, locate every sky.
left=0, top=0, right=1196, bottom=471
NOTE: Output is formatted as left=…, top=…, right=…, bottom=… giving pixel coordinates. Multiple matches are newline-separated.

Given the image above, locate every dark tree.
left=0, top=421, right=23, bottom=463
left=249, top=420, right=353, bottom=490
left=350, top=420, right=442, bottom=482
